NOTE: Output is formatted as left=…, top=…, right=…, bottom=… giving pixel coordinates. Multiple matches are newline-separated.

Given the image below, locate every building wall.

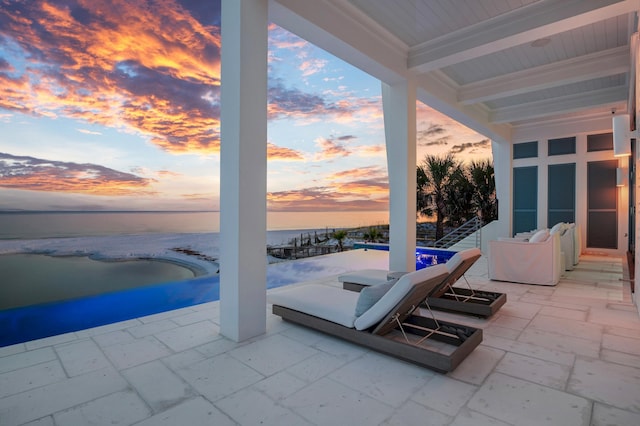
left=504, top=131, right=630, bottom=257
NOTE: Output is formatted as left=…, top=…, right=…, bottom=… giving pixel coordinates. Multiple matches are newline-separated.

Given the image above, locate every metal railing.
left=431, top=217, right=483, bottom=249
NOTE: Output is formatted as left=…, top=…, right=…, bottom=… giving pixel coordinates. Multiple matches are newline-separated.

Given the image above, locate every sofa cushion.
left=550, top=222, right=565, bottom=235
left=529, top=229, right=549, bottom=243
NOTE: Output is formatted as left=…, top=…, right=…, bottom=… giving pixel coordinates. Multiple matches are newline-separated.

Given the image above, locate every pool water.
left=354, top=243, right=455, bottom=269
left=416, top=250, right=455, bottom=269
left=0, top=254, right=196, bottom=310
left=0, top=247, right=454, bottom=347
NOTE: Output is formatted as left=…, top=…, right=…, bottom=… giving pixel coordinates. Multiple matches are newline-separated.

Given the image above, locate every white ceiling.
left=270, top=0, right=639, bottom=143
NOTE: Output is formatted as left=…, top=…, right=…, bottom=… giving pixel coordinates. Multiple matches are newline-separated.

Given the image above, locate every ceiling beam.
left=408, top=0, right=638, bottom=73
left=458, top=46, right=630, bottom=105
left=490, top=86, right=628, bottom=123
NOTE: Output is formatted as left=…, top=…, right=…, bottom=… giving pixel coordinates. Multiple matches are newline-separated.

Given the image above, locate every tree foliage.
left=417, top=154, right=497, bottom=240
left=364, top=226, right=382, bottom=242
left=445, top=165, right=475, bottom=227
left=332, top=229, right=348, bottom=252
left=469, top=159, right=497, bottom=224
left=417, top=154, right=457, bottom=240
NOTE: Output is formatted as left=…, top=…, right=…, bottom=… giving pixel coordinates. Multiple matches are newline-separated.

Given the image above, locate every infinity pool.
left=0, top=254, right=197, bottom=310
left=0, top=247, right=453, bottom=347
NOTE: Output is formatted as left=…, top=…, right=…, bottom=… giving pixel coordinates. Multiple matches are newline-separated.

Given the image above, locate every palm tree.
left=364, top=226, right=381, bottom=242
left=416, top=164, right=430, bottom=218
left=445, top=164, right=475, bottom=227
left=469, top=159, right=497, bottom=223
left=417, top=153, right=458, bottom=240
left=332, top=229, right=348, bottom=252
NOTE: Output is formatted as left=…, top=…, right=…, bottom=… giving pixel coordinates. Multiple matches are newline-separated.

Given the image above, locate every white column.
left=491, top=139, right=512, bottom=238
left=220, top=0, right=268, bottom=341
left=382, top=80, right=417, bottom=272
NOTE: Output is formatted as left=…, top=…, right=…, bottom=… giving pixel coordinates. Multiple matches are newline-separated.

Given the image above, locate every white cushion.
left=550, top=222, right=565, bottom=235
left=354, top=281, right=395, bottom=316
left=489, top=232, right=562, bottom=285
left=269, top=285, right=359, bottom=328
left=445, top=248, right=481, bottom=274
left=338, top=269, right=388, bottom=286
left=354, top=264, right=448, bottom=330
left=529, top=229, right=549, bottom=243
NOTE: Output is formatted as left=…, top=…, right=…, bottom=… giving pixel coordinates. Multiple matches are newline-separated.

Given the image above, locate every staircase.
left=430, top=217, right=483, bottom=250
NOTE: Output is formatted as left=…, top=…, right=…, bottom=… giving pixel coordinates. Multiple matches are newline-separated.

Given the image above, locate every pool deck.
left=1, top=250, right=639, bottom=425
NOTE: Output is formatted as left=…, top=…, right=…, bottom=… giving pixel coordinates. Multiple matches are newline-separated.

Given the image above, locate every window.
left=513, top=141, right=538, bottom=159
left=587, top=133, right=613, bottom=152
left=513, top=166, right=538, bottom=234
left=548, top=137, right=576, bottom=156
left=548, top=163, right=575, bottom=224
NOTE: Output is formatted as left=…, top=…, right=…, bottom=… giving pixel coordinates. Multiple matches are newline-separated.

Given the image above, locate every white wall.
left=503, top=129, right=629, bottom=257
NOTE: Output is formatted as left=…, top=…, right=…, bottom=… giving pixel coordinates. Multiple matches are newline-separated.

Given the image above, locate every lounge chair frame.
left=427, top=253, right=507, bottom=317
left=342, top=252, right=506, bottom=318
left=272, top=271, right=483, bottom=373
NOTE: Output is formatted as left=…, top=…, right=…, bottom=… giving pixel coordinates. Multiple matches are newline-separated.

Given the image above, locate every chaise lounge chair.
left=269, top=264, right=483, bottom=373
left=338, top=248, right=506, bottom=318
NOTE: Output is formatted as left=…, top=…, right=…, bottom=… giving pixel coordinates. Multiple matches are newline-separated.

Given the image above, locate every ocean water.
left=0, top=210, right=389, bottom=241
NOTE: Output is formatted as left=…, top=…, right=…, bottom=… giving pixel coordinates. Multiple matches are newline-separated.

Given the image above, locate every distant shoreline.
left=0, top=210, right=391, bottom=239
left=0, top=210, right=220, bottom=214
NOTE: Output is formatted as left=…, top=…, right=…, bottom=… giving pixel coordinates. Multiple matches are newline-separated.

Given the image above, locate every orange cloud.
left=268, top=24, right=310, bottom=52
left=267, top=143, right=305, bottom=161
left=1, top=2, right=385, bottom=157
left=0, top=0, right=221, bottom=154
left=267, top=187, right=388, bottom=212
left=299, top=58, right=327, bottom=77
left=326, top=166, right=386, bottom=181
left=157, top=170, right=182, bottom=178
left=314, top=137, right=351, bottom=160
left=267, top=165, right=389, bottom=211
left=0, top=153, right=156, bottom=196
left=352, top=145, right=385, bottom=157
left=332, top=179, right=388, bottom=196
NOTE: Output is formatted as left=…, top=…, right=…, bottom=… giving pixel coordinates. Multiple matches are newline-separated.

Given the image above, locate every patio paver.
left=0, top=252, right=639, bottom=425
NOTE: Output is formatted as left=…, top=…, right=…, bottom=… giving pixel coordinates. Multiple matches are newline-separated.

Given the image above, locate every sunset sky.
left=0, top=0, right=491, bottom=212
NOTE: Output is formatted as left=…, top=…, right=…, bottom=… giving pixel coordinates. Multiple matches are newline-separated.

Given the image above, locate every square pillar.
left=220, top=0, right=268, bottom=341
left=492, top=139, right=512, bottom=238
left=382, top=80, right=417, bottom=272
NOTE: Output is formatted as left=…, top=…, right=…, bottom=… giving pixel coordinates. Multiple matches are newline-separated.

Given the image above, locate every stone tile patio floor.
left=1, top=253, right=640, bottom=425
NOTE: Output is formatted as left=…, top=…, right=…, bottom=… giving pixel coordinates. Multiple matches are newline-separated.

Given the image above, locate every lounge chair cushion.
left=445, top=248, right=481, bottom=274
left=269, top=285, right=359, bottom=328
left=270, top=263, right=448, bottom=331
left=338, top=269, right=389, bottom=286
left=529, top=229, right=549, bottom=243
left=354, top=280, right=395, bottom=316
left=354, top=264, right=448, bottom=331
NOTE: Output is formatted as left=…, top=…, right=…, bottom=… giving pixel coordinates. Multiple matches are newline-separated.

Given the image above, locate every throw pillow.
left=529, top=229, right=549, bottom=243
left=550, top=222, right=564, bottom=235
left=354, top=280, right=395, bottom=316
